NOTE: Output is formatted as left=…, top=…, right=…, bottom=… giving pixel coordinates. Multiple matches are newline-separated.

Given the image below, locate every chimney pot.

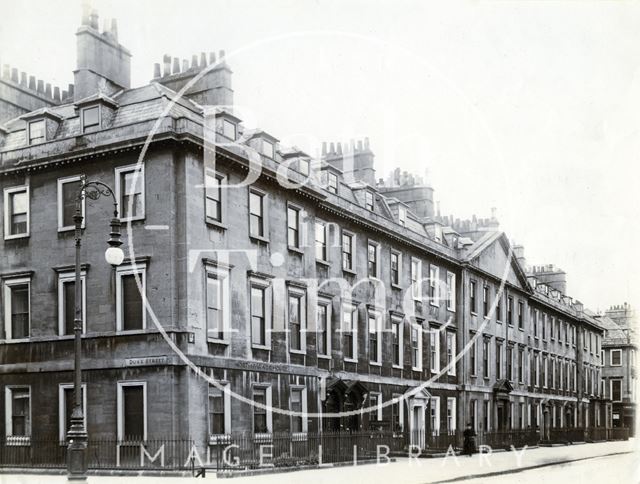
left=53, top=86, right=61, bottom=101
left=337, top=142, right=342, bottom=154
left=173, top=57, right=181, bottom=74
left=200, top=52, right=207, bottom=67
left=28, top=75, right=36, bottom=90
left=10, top=68, right=18, bottom=82
left=20, top=72, right=27, bottom=86
left=45, top=83, right=52, bottom=98
left=62, top=90, right=68, bottom=100
left=37, top=79, right=44, bottom=93
left=191, top=55, right=198, bottom=69
left=68, top=83, right=75, bottom=96
left=209, top=52, right=216, bottom=64
left=329, top=142, right=335, bottom=154
left=90, top=9, right=99, bottom=29
left=219, top=49, right=226, bottom=60
left=364, top=137, right=370, bottom=150
left=110, top=18, right=118, bottom=40
left=81, top=0, right=91, bottom=25
left=153, top=63, right=161, bottom=78
left=182, top=59, right=189, bottom=72
left=163, top=54, right=171, bottom=76
left=102, top=18, right=109, bottom=35
left=2, top=64, right=9, bottom=79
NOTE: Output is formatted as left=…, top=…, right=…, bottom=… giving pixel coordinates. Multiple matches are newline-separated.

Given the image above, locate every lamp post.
left=67, top=178, right=124, bottom=481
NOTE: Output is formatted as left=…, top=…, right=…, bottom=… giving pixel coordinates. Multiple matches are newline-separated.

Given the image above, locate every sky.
left=1, top=0, right=639, bottom=313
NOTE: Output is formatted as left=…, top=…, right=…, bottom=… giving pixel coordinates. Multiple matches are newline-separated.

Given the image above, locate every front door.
left=411, top=405, right=425, bottom=449
left=497, top=404, right=505, bottom=430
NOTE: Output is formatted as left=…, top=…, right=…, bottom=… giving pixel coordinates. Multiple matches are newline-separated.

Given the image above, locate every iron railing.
left=0, top=439, right=194, bottom=470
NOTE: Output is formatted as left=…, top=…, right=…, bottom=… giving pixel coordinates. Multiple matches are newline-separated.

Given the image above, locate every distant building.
left=597, top=305, right=637, bottom=435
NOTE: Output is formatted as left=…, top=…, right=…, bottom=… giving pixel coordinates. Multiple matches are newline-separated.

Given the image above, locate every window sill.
left=205, top=218, right=227, bottom=230
left=207, top=337, right=230, bottom=345
left=58, top=225, right=84, bottom=232
left=470, top=312, right=478, bottom=316
left=317, top=354, right=332, bottom=360
left=413, top=367, right=423, bottom=372
left=289, top=349, right=306, bottom=355
left=430, top=303, right=439, bottom=308
left=252, top=344, right=271, bottom=351
left=370, top=361, right=382, bottom=367
left=446, top=307, right=456, bottom=313
left=344, top=357, right=357, bottom=363
left=0, top=338, right=31, bottom=344
left=249, top=235, right=270, bottom=244
left=288, top=246, right=304, bottom=255
left=316, top=259, right=330, bottom=267
left=4, top=234, right=29, bottom=241
left=391, top=283, right=402, bottom=291
left=392, top=364, right=403, bottom=370
left=342, top=268, right=357, bottom=276
left=116, top=328, right=148, bottom=335
left=119, top=216, right=146, bottom=224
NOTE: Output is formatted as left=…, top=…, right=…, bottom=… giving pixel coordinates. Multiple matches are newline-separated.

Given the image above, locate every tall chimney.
left=74, top=6, right=131, bottom=100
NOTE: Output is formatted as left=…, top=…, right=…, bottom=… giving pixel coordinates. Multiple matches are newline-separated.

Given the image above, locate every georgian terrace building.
left=0, top=8, right=606, bottom=457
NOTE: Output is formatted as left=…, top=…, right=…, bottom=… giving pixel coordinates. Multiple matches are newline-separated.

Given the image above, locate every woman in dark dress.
left=462, top=423, right=477, bottom=456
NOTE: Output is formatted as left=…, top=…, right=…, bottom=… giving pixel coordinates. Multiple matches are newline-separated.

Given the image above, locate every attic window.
left=28, top=120, right=45, bottom=145
left=261, top=139, right=274, bottom=159
left=82, top=106, right=100, bottom=133
left=327, top=172, right=338, bottom=194
left=365, top=191, right=374, bottom=211
left=398, top=207, right=407, bottom=226
left=299, top=159, right=310, bottom=176
left=222, top=119, right=237, bottom=140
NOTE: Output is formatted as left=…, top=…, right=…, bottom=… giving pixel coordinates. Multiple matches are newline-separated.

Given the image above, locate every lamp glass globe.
left=105, top=246, right=125, bottom=267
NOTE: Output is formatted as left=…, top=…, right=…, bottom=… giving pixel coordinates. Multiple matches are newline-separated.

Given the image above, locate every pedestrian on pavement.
left=463, top=423, right=477, bottom=457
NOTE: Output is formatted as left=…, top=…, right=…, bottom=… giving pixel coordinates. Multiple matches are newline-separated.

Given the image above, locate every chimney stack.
left=74, top=5, right=131, bottom=100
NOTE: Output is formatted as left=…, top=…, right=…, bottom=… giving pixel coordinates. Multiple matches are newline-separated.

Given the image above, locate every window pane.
left=64, top=281, right=76, bottom=335
left=11, top=284, right=29, bottom=339
left=253, top=389, right=268, bottom=433
left=222, top=119, right=236, bottom=140
left=205, top=173, right=222, bottom=222
left=251, top=287, right=265, bottom=345
left=209, top=392, right=225, bottom=435
left=11, top=389, right=29, bottom=436
left=122, top=274, right=143, bottom=330
left=121, top=170, right=143, bottom=218
left=62, top=180, right=81, bottom=227
left=207, top=276, right=222, bottom=339
left=83, top=107, right=99, bottom=131
left=29, top=120, right=44, bottom=143
left=123, top=386, right=144, bottom=441
left=10, top=191, right=28, bottom=235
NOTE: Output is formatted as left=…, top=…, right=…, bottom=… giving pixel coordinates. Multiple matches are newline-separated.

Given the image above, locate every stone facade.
left=0, top=8, right=612, bottom=456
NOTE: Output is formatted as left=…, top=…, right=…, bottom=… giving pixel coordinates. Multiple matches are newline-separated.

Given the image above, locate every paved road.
left=461, top=451, right=637, bottom=484
left=0, top=440, right=636, bottom=483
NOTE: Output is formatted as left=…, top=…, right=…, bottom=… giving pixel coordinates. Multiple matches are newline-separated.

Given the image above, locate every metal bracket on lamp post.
left=66, top=177, right=123, bottom=481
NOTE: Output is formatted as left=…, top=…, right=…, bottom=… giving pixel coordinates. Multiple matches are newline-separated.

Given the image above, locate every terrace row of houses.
left=0, top=7, right=628, bottom=456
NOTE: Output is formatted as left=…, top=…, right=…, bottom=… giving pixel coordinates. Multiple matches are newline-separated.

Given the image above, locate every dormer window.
left=365, top=190, right=374, bottom=211
left=28, top=120, right=45, bottom=145
left=299, top=159, right=310, bottom=176
left=82, top=106, right=100, bottom=133
left=327, top=172, right=338, bottom=194
left=399, top=206, right=407, bottom=226
left=222, top=119, right=237, bottom=140
left=261, top=139, right=274, bottom=159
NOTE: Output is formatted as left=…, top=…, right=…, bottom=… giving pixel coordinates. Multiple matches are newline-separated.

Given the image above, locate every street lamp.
left=67, top=178, right=124, bottom=481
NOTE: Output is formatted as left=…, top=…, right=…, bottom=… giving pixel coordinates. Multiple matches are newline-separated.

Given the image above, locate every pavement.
left=0, top=439, right=637, bottom=483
